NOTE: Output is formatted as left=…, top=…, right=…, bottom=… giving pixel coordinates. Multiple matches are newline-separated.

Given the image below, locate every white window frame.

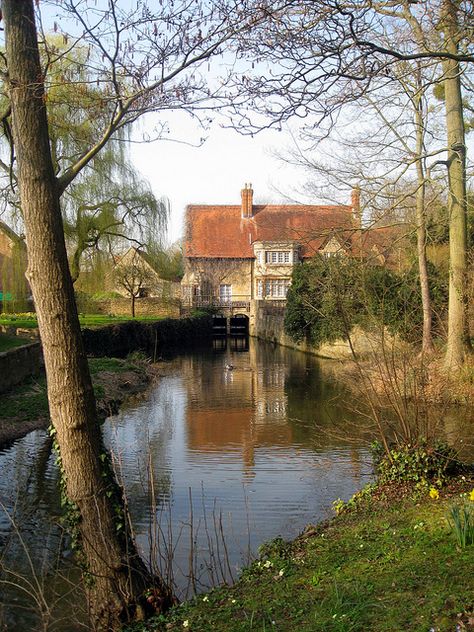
left=219, top=284, right=232, bottom=303
left=265, top=251, right=291, bottom=264
left=264, top=279, right=290, bottom=298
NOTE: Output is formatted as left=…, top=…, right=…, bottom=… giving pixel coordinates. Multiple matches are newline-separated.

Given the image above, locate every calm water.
left=2, top=337, right=471, bottom=629
left=104, top=339, right=372, bottom=596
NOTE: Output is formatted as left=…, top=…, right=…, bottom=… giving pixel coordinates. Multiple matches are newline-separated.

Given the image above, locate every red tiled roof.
left=352, top=224, right=407, bottom=267
left=185, top=204, right=356, bottom=259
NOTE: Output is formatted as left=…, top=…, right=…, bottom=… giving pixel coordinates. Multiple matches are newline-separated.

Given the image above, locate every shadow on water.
left=1, top=337, right=473, bottom=628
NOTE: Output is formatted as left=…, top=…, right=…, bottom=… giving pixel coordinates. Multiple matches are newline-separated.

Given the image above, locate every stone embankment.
left=0, top=342, right=43, bottom=394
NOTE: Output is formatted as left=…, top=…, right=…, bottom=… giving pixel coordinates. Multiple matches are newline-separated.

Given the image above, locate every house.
left=0, top=220, right=29, bottom=310
left=181, top=184, right=362, bottom=310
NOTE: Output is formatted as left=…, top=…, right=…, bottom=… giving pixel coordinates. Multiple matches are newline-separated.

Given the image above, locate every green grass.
left=88, top=356, right=145, bottom=375
left=0, top=333, right=32, bottom=352
left=0, top=356, right=146, bottom=423
left=0, top=313, right=164, bottom=329
left=142, top=486, right=474, bottom=632
left=0, top=375, right=49, bottom=421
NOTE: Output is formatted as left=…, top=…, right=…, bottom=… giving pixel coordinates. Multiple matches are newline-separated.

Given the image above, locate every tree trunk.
left=3, top=2, right=173, bottom=629
left=441, top=0, right=472, bottom=369
left=414, top=86, right=435, bottom=355
left=132, top=293, right=136, bottom=318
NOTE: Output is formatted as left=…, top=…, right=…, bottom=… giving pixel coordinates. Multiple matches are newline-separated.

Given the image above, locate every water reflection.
left=0, top=432, right=85, bottom=631
left=105, top=339, right=373, bottom=596
left=2, top=338, right=472, bottom=627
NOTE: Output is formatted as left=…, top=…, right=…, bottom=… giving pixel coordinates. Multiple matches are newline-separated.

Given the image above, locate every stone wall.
left=76, top=296, right=180, bottom=318
left=107, top=297, right=180, bottom=318
left=253, top=300, right=386, bottom=360
left=0, top=342, right=43, bottom=394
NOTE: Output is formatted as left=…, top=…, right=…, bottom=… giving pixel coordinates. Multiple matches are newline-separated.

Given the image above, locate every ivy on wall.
left=284, top=257, right=447, bottom=348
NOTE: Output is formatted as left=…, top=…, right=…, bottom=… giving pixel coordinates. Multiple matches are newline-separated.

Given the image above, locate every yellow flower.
left=429, top=487, right=439, bottom=500
left=183, top=621, right=189, bottom=629
left=469, top=489, right=474, bottom=502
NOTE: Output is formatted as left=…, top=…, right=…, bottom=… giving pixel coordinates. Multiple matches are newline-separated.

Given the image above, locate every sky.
left=130, top=116, right=311, bottom=246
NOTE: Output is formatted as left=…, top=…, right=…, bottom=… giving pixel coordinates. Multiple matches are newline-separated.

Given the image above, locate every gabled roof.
left=0, top=220, right=24, bottom=246
left=115, top=247, right=161, bottom=276
left=185, top=204, right=356, bottom=259
left=352, top=225, right=407, bottom=267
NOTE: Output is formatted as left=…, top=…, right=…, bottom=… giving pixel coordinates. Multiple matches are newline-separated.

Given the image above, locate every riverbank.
left=138, top=477, right=474, bottom=632
left=0, top=355, right=156, bottom=448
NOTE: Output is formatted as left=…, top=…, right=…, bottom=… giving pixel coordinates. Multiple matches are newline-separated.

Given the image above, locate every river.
left=2, top=337, right=449, bottom=629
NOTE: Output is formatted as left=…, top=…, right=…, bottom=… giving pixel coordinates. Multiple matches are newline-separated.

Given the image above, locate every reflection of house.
left=114, top=247, right=180, bottom=299
left=184, top=351, right=294, bottom=478
left=182, top=185, right=360, bottom=310
left=0, top=221, right=29, bottom=309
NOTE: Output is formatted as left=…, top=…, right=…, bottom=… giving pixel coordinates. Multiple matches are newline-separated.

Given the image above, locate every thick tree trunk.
left=414, top=90, right=434, bottom=355
left=3, top=2, right=173, bottom=629
left=442, top=0, right=472, bottom=369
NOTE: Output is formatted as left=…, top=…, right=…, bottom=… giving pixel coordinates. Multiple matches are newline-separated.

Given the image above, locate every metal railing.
left=182, top=294, right=251, bottom=312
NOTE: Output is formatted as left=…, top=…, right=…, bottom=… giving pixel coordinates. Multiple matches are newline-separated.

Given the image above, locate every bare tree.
left=114, top=250, right=157, bottom=317
left=230, top=0, right=473, bottom=366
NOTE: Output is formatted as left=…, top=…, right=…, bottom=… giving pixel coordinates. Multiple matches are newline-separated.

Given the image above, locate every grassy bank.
left=137, top=479, right=474, bottom=632
left=0, top=333, right=31, bottom=352
left=0, top=355, right=153, bottom=446
left=0, top=313, right=164, bottom=329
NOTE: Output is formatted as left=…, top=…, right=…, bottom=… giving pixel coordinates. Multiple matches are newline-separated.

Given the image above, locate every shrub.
left=284, top=257, right=447, bottom=348
left=371, top=439, right=458, bottom=486
left=449, top=502, right=474, bottom=548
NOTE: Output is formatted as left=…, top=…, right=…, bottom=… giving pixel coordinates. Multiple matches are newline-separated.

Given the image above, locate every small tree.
left=114, top=251, right=157, bottom=317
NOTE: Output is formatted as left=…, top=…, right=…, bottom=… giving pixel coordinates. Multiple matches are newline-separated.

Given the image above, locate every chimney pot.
left=351, top=187, right=361, bottom=228
left=241, top=183, right=254, bottom=218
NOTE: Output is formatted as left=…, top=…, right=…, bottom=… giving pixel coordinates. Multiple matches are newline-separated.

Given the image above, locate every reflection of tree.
left=0, top=432, right=67, bottom=630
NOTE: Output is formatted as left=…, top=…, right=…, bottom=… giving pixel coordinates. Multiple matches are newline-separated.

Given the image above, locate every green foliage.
left=284, top=257, right=448, bottom=347
left=284, top=257, right=363, bottom=347
left=146, top=242, right=184, bottom=281
left=332, top=484, right=378, bottom=515
left=371, top=440, right=458, bottom=486
left=449, top=502, right=474, bottom=548
left=426, top=194, right=474, bottom=247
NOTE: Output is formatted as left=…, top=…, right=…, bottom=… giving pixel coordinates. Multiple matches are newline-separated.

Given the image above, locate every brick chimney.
left=241, top=183, right=254, bottom=218
left=351, top=187, right=361, bottom=228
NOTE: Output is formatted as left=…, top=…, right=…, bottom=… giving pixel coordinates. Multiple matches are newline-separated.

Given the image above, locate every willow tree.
left=0, top=37, right=169, bottom=285
left=1, top=0, right=270, bottom=628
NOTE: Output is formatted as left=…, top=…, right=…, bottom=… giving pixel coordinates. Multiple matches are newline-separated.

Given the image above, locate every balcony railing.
left=182, top=294, right=251, bottom=311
